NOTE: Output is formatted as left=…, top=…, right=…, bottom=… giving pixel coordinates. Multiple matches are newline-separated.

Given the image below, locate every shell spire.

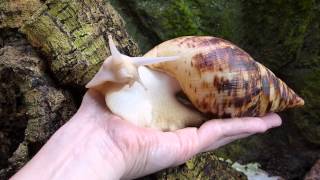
left=259, top=66, right=304, bottom=112
left=144, top=36, right=304, bottom=118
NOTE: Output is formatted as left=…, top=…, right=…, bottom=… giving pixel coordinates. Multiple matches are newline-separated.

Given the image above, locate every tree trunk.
left=20, top=0, right=140, bottom=86
left=0, top=29, right=77, bottom=178
left=0, top=0, right=43, bottom=28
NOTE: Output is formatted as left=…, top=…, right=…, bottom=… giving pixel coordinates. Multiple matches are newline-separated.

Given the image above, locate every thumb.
left=78, top=89, right=108, bottom=114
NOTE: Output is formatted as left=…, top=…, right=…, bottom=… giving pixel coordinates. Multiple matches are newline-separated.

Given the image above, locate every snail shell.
left=144, top=36, right=304, bottom=118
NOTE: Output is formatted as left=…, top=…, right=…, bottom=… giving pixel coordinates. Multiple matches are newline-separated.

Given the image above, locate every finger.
left=170, top=127, right=202, bottom=164
left=197, top=113, right=281, bottom=151
left=152, top=113, right=282, bottom=166
left=263, top=113, right=282, bottom=127
left=151, top=127, right=201, bottom=167
left=165, top=127, right=253, bottom=164
left=122, top=126, right=200, bottom=178
left=202, top=113, right=281, bottom=138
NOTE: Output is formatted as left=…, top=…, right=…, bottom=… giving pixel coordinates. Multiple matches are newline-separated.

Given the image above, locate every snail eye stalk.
left=86, top=36, right=180, bottom=88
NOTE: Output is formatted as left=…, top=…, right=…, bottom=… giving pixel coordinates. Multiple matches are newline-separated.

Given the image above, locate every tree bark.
left=20, top=0, right=140, bottom=86
left=0, top=0, right=43, bottom=28
left=0, top=29, right=77, bottom=179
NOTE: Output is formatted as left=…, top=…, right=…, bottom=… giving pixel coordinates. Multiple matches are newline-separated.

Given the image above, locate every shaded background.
left=0, top=0, right=319, bottom=179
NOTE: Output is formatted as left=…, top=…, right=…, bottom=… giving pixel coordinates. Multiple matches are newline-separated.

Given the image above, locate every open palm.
left=75, top=89, right=282, bottom=179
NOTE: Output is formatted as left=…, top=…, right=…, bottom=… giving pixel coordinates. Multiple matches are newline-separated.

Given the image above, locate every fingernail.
left=261, top=113, right=282, bottom=128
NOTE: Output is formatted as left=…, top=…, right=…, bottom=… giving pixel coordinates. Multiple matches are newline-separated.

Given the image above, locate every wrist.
left=12, top=112, right=126, bottom=180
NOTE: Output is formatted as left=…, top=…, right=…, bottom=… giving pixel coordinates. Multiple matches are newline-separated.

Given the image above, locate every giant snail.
left=86, top=36, right=304, bottom=131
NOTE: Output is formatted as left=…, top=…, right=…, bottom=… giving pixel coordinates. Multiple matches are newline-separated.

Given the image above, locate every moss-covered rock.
left=294, top=69, right=320, bottom=144
left=123, top=0, right=243, bottom=44
left=141, top=152, right=246, bottom=180
left=214, top=120, right=320, bottom=179
left=288, top=5, right=320, bottom=144
left=241, top=0, right=315, bottom=71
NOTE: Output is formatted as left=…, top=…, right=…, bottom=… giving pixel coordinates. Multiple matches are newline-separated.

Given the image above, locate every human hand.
left=12, top=89, right=281, bottom=180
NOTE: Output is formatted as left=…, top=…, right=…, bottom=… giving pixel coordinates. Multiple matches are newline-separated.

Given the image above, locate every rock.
left=213, top=123, right=319, bottom=179
left=304, top=159, right=320, bottom=180
left=231, top=162, right=283, bottom=180
left=0, top=0, right=43, bottom=28
left=20, top=0, right=140, bottom=86
left=140, top=152, right=247, bottom=180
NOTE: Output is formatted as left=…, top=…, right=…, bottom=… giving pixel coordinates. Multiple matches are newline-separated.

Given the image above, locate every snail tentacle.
left=131, top=56, right=180, bottom=66
left=86, top=36, right=181, bottom=88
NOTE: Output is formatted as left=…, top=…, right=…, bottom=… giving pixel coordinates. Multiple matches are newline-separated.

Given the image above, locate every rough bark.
left=0, top=0, right=43, bottom=28
left=20, top=0, right=140, bottom=86
left=0, top=29, right=77, bottom=179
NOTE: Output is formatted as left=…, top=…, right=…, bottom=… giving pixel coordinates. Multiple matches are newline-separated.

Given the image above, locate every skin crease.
left=11, top=89, right=282, bottom=180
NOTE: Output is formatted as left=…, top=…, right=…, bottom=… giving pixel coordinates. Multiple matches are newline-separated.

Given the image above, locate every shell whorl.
left=144, top=36, right=304, bottom=118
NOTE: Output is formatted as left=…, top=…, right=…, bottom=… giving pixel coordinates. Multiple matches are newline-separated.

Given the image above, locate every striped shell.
left=144, top=36, right=304, bottom=118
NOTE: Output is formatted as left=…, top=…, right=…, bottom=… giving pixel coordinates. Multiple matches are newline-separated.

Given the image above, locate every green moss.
left=107, top=0, right=155, bottom=52
left=155, top=152, right=247, bottom=180
left=112, top=0, right=243, bottom=50
left=241, top=0, right=315, bottom=71
left=73, top=25, right=94, bottom=48
left=0, top=0, right=43, bottom=28
left=279, top=3, right=320, bottom=144
left=21, top=5, right=74, bottom=55
left=123, top=0, right=316, bottom=73
left=124, top=0, right=243, bottom=43
left=294, top=69, right=320, bottom=144
left=20, top=0, right=140, bottom=86
left=213, top=135, right=265, bottom=161
left=129, top=0, right=202, bottom=40
left=193, top=0, right=243, bottom=43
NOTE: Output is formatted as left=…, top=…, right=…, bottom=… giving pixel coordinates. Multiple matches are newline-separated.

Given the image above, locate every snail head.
left=86, top=35, right=179, bottom=89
